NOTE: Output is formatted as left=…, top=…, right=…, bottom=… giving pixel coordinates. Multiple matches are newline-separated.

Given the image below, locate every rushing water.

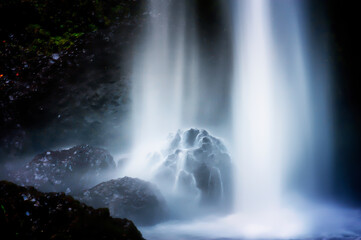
left=232, top=0, right=332, bottom=213
left=126, top=0, right=338, bottom=239
left=126, top=0, right=201, bottom=179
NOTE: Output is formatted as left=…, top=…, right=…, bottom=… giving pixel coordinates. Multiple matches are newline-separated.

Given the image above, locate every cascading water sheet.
left=126, top=0, right=200, bottom=178
left=233, top=0, right=287, bottom=212
left=232, top=0, right=332, bottom=213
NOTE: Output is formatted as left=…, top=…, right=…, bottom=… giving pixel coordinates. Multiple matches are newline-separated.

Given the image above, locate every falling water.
left=128, top=0, right=335, bottom=239
left=131, top=0, right=189, bottom=143
left=232, top=0, right=332, bottom=213
left=127, top=0, right=200, bottom=177
left=127, top=0, right=231, bottom=177
left=233, top=0, right=285, bottom=212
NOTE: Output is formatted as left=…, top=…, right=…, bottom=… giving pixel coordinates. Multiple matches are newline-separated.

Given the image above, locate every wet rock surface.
left=10, top=145, right=116, bottom=194
left=0, top=180, right=144, bottom=240
left=153, top=128, right=233, bottom=211
left=77, top=177, right=167, bottom=226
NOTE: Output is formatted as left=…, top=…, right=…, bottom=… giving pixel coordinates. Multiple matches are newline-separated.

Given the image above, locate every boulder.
left=11, top=145, right=116, bottom=194
left=0, top=180, right=144, bottom=240
left=153, top=128, right=233, bottom=212
left=77, top=177, right=167, bottom=226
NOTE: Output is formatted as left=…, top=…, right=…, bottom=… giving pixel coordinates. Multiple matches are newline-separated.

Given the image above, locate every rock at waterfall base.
left=77, top=177, right=167, bottom=226
left=0, top=180, right=144, bottom=240
left=153, top=128, right=233, bottom=213
left=9, top=145, right=116, bottom=194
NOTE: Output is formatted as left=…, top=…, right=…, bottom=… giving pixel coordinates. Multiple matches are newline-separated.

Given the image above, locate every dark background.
left=308, top=0, right=361, bottom=205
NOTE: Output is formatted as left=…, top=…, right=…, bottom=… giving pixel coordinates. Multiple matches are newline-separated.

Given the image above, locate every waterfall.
left=232, top=0, right=285, bottom=212
left=129, top=0, right=334, bottom=238
left=127, top=0, right=232, bottom=177
left=232, top=0, right=332, bottom=213
left=127, top=0, right=200, bottom=177
left=131, top=0, right=187, bottom=143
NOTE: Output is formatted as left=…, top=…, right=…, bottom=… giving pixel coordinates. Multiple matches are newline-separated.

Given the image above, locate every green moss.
left=1, top=0, right=134, bottom=57
left=89, top=24, right=98, bottom=32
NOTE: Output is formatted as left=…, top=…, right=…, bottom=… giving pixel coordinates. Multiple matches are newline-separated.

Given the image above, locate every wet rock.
left=153, top=128, right=233, bottom=212
left=10, top=145, right=116, bottom=194
left=0, top=180, right=144, bottom=240
left=77, top=177, right=167, bottom=226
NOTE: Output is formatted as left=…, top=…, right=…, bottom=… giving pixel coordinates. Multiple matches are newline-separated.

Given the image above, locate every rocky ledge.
left=10, top=145, right=116, bottom=194
left=0, top=180, right=144, bottom=240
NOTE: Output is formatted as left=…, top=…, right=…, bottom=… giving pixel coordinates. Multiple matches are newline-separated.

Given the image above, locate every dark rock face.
left=0, top=0, right=147, bottom=159
left=77, top=177, right=167, bottom=226
left=0, top=180, right=144, bottom=240
left=10, top=145, right=116, bottom=194
left=153, top=128, right=233, bottom=212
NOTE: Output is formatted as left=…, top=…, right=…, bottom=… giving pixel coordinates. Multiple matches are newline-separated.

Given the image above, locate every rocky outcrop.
left=153, top=128, right=233, bottom=212
left=0, top=180, right=144, bottom=240
left=0, top=0, right=147, bottom=159
left=77, top=177, right=167, bottom=226
left=10, top=145, right=116, bottom=194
